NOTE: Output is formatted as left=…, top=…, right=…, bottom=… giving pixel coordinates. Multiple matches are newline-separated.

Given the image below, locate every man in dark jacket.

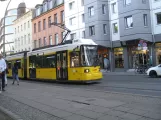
left=12, top=63, right=19, bottom=85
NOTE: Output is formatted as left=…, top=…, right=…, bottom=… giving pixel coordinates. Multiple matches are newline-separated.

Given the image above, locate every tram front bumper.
left=82, top=72, right=103, bottom=81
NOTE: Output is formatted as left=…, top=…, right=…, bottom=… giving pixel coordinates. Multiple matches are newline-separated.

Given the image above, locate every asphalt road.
left=93, top=75, right=161, bottom=97
left=17, top=74, right=161, bottom=97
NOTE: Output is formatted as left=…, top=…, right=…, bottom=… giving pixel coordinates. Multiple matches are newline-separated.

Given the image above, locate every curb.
left=103, top=73, right=146, bottom=76
left=0, top=106, right=23, bottom=120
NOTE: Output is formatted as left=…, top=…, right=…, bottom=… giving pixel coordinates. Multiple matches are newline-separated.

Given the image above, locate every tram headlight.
left=84, top=69, right=89, bottom=73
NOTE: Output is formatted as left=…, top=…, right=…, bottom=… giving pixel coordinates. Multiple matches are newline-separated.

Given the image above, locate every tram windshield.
left=81, top=45, right=99, bottom=67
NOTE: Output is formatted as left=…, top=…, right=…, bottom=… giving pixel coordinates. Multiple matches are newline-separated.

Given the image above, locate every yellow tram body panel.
left=36, top=68, right=56, bottom=80
left=7, top=69, right=12, bottom=77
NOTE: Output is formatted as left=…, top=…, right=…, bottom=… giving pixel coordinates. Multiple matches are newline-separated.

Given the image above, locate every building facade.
left=14, top=9, right=33, bottom=52
left=110, top=0, right=153, bottom=71
left=84, top=0, right=110, bottom=47
left=0, top=8, right=17, bottom=55
left=65, top=0, right=85, bottom=39
left=32, top=0, right=64, bottom=49
left=149, top=0, right=161, bottom=66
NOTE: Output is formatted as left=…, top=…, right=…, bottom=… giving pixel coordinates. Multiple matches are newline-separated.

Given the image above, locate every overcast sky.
left=0, top=0, right=43, bottom=18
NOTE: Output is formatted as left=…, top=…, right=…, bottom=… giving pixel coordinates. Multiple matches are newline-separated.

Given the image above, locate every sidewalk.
left=0, top=80, right=161, bottom=120
left=101, top=69, right=146, bottom=76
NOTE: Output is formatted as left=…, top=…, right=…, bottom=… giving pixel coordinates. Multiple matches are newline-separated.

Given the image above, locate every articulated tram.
left=6, top=39, right=102, bottom=83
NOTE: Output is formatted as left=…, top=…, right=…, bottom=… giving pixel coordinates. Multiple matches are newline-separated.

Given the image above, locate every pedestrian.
left=0, top=54, right=7, bottom=91
left=12, top=63, right=19, bottom=85
left=104, top=55, right=109, bottom=72
left=5, top=61, right=9, bottom=86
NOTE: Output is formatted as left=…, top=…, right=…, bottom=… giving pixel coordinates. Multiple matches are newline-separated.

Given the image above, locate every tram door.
left=56, top=51, right=68, bottom=80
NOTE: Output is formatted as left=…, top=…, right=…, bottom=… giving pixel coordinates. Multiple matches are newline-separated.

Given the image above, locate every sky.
left=0, top=0, right=43, bottom=19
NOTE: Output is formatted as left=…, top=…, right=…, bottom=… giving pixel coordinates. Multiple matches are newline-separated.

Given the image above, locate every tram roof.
left=28, top=39, right=97, bottom=56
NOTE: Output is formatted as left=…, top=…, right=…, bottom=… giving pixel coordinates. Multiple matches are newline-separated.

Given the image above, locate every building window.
left=38, top=21, right=41, bottom=32
left=113, top=23, right=118, bottom=33
left=61, top=10, right=64, bottom=23
left=61, top=31, right=65, bottom=41
left=24, top=23, right=26, bottom=30
left=102, top=4, right=106, bottom=14
left=48, top=16, right=51, bottom=27
left=44, top=37, right=47, bottom=46
left=54, top=13, right=57, bottom=23
left=142, top=0, right=146, bottom=3
left=21, top=25, right=23, bottom=31
left=82, top=31, right=85, bottom=38
left=21, top=36, right=23, bottom=45
left=70, top=33, right=76, bottom=39
left=69, top=1, right=75, bottom=10
left=28, top=34, right=30, bottom=44
left=82, top=14, right=85, bottom=23
left=89, top=26, right=95, bottom=36
left=81, top=0, right=84, bottom=6
left=88, top=6, right=94, bottom=17
left=43, top=2, right=47, bottom=12
left=112, top=2, right=116, bottom=13
left=125, top=16, right=133, bottom=28
left=18, top=26, right=19, bottom=33
left=48, top=0, right=53, bottom=9
left=34, top=40, right=36, bottom=48
left=55, top=34, right=59, bottom=45
left=143, top=14, right=148, bottom=26
left=156, top=13, right=161, bottom=25
left=69, top=17, right=76, bottom=25
left=124, top=0, right=131, bottom=5
left=28, top=21, right=30, bottom=28
left=15, top=28, right=16, bottom=34
left=39, top=38, right=41, bottom=47
left=103, top=24, right=107, bottom=34
left=24, top=35, right=26, bottom=44
left=43, top=19, right=46, bottom=30
left=34, top=23, right=36, bottom=33
left=49, top=35, right=52, bottom=45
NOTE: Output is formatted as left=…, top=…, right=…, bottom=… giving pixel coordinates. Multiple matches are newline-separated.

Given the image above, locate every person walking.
left=0, top=54, right=7, bottom=91
left=5, top=61, right=8, bottom=86
left=104, top=56, right=109, bottom=72
left=12, top=63, right=19, bottom=85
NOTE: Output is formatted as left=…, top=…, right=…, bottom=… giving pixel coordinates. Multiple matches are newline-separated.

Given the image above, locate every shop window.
left=114, top=48, right=124, bottom=68
left=70, top=52, right=80, bottom=67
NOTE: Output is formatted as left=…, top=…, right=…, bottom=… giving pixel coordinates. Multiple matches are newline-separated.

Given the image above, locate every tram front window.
left=81, top=45, right=98, bottom=67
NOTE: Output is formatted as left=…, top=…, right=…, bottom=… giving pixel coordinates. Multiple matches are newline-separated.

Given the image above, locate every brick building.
left=32, top=0, right=64, bottom=49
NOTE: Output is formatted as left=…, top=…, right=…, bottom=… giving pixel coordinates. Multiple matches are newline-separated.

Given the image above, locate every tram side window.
left=16, top=60, right=21, bottom=69
left=70, top=52, right=80, bottom=67
left=29, top=55, right=36, bottom=68
left=8, top=62, right=12, bottom=69
left=43, top=55, right=56, bottom=68
left=36, top=56, right=43, bottom=68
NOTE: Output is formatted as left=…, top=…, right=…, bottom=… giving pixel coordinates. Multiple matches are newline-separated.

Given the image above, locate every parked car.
left=146, top=64, right=161, bottom=78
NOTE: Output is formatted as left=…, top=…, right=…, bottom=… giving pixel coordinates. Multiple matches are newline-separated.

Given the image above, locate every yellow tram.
left=6, top=39, right=102, bottom=83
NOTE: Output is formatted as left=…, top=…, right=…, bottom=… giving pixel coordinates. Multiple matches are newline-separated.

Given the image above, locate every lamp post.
left=0, top=0, right=12, bottom=57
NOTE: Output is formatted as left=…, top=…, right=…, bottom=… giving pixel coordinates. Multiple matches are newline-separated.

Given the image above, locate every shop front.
left=114, top=48, right=124, bottom=68
left=127, top=40, right=151, bottom=69
left=98, top=46, right=109, bottom=69
left=155, top=43, right=161, bottom=65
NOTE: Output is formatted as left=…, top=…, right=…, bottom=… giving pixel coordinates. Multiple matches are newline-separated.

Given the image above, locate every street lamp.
left=0, top=0, right=12, bottom=57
